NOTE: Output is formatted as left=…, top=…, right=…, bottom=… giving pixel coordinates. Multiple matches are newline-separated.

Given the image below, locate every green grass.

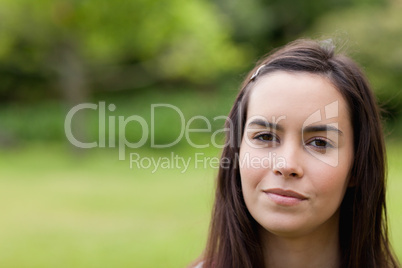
left=0, top=144, right=218, bottom=268
left=386, top=141, right=402, bottom=258
left=0, top=142, right=401, bottom=267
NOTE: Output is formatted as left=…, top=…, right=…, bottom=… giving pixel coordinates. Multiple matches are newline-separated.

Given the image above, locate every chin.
left=264, top=227, right=309, bottom=238
left=257, top=217, right=309, bottom=238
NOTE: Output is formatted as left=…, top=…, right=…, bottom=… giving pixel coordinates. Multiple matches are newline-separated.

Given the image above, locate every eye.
left=306, top=138, right=334, bottom=152
left=253, top=133, right=279, bottom=142
left=310, top=139, right=328, bottom=147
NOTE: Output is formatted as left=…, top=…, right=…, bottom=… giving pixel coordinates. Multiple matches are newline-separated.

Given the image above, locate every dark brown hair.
left=197, top=39, right=400, bottom=268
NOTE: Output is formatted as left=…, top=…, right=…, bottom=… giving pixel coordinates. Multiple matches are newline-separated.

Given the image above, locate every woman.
left=192, top=39, right=400, bottom=267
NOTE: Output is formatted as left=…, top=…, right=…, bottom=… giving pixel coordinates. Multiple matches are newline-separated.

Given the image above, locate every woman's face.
left=239, top=71, right=354, bottom=238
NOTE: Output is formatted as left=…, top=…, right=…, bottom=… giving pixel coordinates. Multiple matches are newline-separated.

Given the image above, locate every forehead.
left=246, top=71, right=350, bottom=125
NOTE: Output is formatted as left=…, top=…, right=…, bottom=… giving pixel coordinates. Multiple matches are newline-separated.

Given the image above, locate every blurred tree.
left=1, top=0, right=399, bottom=143
left=0, top=0, right=248, bottom=103
left=0, top=0, right=252, bottom=145
left=214, top=0, right=386, bottom=55
left=0, top=0, right=389, bottom=103
left=306, top=0, right=402, bottom=118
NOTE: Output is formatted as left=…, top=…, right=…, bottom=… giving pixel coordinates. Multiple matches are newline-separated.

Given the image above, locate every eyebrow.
left=247, top=119, right=284, bottom=131
left=247, top=119, right=343, bottom=135
left=303, top=125, right=343, bottom=135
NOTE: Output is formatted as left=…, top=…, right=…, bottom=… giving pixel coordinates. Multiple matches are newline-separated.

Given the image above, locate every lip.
left=263, top=188, right=308, bottom=206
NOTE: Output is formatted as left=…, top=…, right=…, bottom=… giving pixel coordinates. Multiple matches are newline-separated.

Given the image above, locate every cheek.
left=309, top=145, right=353, bottom=195
left=309, top=162, right=351, bottom=203
left=239, top=147, right=264, bottom=191
left=239, top=153, right=256, bottom=187
left=239, top=145, right=277, bottom=202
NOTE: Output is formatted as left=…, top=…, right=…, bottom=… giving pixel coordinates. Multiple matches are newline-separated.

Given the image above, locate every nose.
left=272, top=141, right=304, bottom=179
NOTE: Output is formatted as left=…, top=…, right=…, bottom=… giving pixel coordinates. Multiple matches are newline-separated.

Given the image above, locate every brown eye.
left=307, top=138, right=334, bottom=151
left=254, top=133, right=278, bottom=142
left=312, top=139, right=327, bottom=147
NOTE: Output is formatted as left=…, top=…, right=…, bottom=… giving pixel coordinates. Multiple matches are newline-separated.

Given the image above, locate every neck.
left=261, top=213, right=341, bottom=268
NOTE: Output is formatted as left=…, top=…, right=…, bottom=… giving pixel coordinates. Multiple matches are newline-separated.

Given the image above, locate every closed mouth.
left=263, top=188, right=308, bottom=200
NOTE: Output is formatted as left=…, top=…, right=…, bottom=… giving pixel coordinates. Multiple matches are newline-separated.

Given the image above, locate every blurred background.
left=0, top=0, right=401, bottom=267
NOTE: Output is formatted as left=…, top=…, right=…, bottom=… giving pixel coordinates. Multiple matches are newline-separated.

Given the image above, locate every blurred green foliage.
left=0, top=0, right=401, bottom=143
left=0, top=0, right=390, bottom=99
left=0, top=86, right=237, bottom=147
left=0, top=0, right=248, bottom=102
left=307, top=2, right=402, bottom=118
left=214, top=0, right=385, bottom=54
left=0, top=0, right=402, bottom=144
